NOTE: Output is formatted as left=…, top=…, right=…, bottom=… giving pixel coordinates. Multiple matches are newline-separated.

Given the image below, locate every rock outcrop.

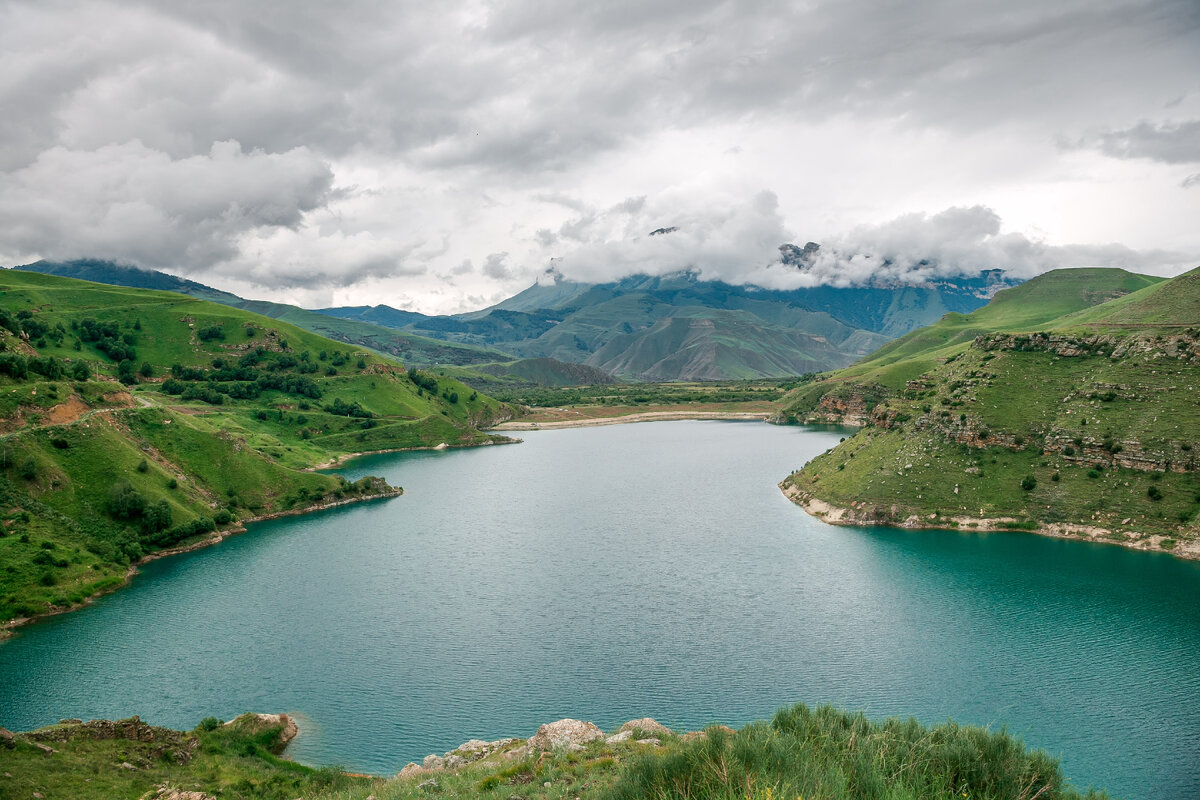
left=527, top=718, right=605, bottom=751
left=618, top=717, right=673, bottom=736
left=222, top=713, right=298, bottom=752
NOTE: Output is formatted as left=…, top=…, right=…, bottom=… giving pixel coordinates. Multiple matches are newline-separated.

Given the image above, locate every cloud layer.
left=1, top=0, right=1198, bottom=311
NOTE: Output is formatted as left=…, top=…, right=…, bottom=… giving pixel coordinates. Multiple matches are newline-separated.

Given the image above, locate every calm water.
left=2, top=421, right=1198, bottom=798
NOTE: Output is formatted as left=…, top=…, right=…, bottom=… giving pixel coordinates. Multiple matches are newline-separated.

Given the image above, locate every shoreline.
left=494, top=410, right=771, bottom=430
left=779, top=482, right=1200, bottom=561
left=305, top=436, right=520, bottom=470
left=0, top=488, right=404, bottom=641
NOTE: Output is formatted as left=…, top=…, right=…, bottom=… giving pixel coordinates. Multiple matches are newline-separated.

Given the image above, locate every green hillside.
left=779, top=266, right=1200, bottom=558
left=232, top=299, right=515, bottom=367
left=0, top=270, right=513, bottom=630
left=14, top=260, right=519, bottom=368
left=827, top=268, right=1162, bottom=390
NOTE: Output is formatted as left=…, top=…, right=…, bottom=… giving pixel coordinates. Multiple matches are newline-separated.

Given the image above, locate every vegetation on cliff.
left=0, top=270, right=513, bottom=628
left=1, top=703, right=1109, bottom=800
left=779, top=267, right=1200, bottom=557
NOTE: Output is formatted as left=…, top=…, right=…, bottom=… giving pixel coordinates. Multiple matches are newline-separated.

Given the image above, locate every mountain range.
left=321, top=268, right=1019, bottom=380
left=15, top=258, right=1019, bottom=381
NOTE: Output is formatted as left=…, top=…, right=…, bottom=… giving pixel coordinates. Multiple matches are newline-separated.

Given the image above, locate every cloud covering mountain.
left=1, top=0, right=1198, bottom=312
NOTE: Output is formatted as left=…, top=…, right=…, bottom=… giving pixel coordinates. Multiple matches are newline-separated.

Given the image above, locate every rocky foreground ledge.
left=399, top=717, right=687, bottom=781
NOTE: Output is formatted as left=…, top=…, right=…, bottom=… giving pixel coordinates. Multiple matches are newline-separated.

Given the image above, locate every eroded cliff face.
left=777, top=326, right=1200, bottom=559
left=976, top=331, right=1200, bottom=363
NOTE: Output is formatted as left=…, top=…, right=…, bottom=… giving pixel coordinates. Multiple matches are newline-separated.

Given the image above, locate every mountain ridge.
left=320, top=268, right=1022, bottom=380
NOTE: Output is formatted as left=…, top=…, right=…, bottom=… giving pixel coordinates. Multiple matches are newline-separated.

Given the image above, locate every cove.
left=1, top=421, right=1198, bottom=799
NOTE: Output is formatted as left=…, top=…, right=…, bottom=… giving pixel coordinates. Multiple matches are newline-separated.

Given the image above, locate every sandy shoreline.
left=493, top=410, right=771, bottom=430
left=305, top=436, right=520, bottom=470
left=779, top=481, right=1199, bottom=560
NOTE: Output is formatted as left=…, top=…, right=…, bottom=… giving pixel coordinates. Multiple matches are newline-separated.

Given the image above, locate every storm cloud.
left=1, top=0, right=1198, bottom=311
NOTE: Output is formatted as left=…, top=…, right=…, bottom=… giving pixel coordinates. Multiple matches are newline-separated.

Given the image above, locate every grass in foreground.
left=0, top=704, right=1110, bottom=799
left=321, top=704, right=1106, bottom=800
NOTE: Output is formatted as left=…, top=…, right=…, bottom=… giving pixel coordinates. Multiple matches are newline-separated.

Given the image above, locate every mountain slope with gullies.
left=321, top=267, right=1018, bottom=380
left=0, top=269, right=514, bottom=632
left=778, top=266, right=1200, bottom=558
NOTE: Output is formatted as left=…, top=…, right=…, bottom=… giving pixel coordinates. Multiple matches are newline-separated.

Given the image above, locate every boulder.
left=398, top=762, right=424, bottom=778
left=444, top=754, right=465, bottom=769
left=453, top=738, right=493, bottom=755
left=605, top=730, right=632, bottom=745
left=422, top=754, right=444, bottom=770
left=527, top=719, right=605, bottom=751
left=150, top=786, right=216, bottom=800
left=618, top=718, right=673, bottom=737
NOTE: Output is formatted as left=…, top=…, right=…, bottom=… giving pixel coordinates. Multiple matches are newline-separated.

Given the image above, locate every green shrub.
left=1021, top=475, right=1037, bottom=491
left=606, top=703, right=1090, bottom=800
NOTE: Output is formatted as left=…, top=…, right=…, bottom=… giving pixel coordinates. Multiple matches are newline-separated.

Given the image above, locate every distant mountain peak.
left=779, top=242, right=821, bottom=266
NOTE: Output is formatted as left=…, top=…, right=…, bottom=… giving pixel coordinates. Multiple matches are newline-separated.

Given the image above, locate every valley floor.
left=494, top=399, right=777, bottom=428
left=494, top=407, right=772, bottom=429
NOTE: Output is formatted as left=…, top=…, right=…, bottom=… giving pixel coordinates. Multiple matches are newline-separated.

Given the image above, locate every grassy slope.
left=780, top=267, right=1200, bottom=557
left=829, top=268, right=1162, bottom=390
left=3, top=703, right=1109, bottom=800
left=233, top=298, right=516, bottom=366
left=0, top=714, right=365, bottom=800
left=13, top=261, right=517, bottom=367
left=0, top=270, right=513, bottom=625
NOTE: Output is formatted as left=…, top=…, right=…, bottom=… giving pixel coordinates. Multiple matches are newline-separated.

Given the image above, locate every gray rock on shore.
left=618, top=717, right=672, bottom=736
left=526, top=719, right=605, bottom=751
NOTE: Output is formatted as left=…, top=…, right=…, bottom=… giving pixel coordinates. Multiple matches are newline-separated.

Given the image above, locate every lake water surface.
left=2, top=421, right=1198, bottom=799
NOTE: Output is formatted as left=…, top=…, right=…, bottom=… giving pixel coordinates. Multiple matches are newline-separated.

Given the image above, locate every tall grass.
left=605, top=703, right=1109, bottom=800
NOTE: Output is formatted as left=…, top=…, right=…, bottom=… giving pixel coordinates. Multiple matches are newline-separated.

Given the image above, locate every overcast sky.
left=1, top=0, right=1198, bottom=313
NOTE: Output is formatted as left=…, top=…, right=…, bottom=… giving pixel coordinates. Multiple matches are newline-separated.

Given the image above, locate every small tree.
left=117, top=359, right=138, bottom=384
left=1020, top=475, right=1037, bottom=491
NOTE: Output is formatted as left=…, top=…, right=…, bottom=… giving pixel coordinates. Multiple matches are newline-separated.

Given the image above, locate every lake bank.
left=780, top=480, right=1200, bottom=561
left=3, top=421, right=1197, bottom=798
left=0, top=486, right=404, bottom=641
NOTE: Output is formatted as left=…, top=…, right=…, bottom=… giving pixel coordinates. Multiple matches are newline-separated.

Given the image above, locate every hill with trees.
left=0, top=270, right=514, bottom=631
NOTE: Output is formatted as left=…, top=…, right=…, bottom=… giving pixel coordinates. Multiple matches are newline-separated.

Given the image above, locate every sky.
left=1, top=0, right=1198, bottom=314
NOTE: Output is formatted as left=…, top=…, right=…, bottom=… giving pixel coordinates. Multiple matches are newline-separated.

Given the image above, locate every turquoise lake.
left=1, top=421, right=1198, bottom=798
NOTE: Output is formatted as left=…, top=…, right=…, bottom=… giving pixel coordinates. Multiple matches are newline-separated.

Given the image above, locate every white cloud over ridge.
left=544, top=201, right=1197, bottom=291
left=0, top=0, right=1198, bottom=311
